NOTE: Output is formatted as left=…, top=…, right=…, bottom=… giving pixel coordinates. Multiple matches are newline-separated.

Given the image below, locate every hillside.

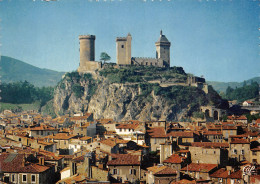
left=53, top=66, right=227, bottom=121
left=0, top=56, right=65, bottom=87
left=208, top=77, right=260, bottom=93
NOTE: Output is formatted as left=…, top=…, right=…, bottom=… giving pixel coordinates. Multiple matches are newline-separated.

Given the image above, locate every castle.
left=77, top=31, right=171, bottom=73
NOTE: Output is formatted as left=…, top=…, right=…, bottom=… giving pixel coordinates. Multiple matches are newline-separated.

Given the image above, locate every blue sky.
left=0, top=0, right=259, bottom=82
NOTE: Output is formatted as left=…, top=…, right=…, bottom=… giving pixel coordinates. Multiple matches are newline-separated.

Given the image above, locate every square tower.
left=116, top=33, right=132, bottom=65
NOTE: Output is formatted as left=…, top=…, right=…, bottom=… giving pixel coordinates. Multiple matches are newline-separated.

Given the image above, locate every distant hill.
left=208, top=77, right=260, bottom=93
left=0, top=56, right=65, bottom=87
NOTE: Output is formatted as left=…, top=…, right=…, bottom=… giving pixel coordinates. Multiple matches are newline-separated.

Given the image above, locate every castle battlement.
left=79, top=35, right=96, bottom=39
left=133, top=57, right=155, bottom=59
left=116, top=37, right=127, bottom=41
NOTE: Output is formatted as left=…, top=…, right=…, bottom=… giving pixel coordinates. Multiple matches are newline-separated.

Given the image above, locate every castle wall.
left=132, top=57, right=165, bottom=67
left=78, top=61, right=102, bottom=73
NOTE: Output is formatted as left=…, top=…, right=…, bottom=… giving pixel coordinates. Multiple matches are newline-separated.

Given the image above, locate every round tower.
left=155, top=30, right=171, bottom=67
left=79, top=35, right=96, bottom=67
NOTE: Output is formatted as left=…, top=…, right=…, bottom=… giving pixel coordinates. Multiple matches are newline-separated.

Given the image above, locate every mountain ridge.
left=207, top=77, right=260, bottom=93
left=0, top=56, right=65, bottom=87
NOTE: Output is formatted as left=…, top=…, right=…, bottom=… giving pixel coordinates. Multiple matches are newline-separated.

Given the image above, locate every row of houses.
left=0, top=111, right=259, bottom=184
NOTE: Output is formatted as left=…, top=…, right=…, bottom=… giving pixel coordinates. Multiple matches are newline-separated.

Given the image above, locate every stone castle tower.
left=78, top=35, right=101, bottom=73
left=116, top=31, right=171, bottom=67
left=79, top=35, right=96, bottom=66
left=155, top=30, right=171, bottom=67
left=116, top=33, right=132, bottom=65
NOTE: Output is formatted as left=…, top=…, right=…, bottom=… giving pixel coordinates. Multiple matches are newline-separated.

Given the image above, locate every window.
left=113, top=169, right=118, bottom=175
left=22, top=174, right=27, bottom=182
left=121, top=45, right=124, bottom=48
left=31, top=174, right=36, bottom=183
left=19, top=138, right=21, bottom=141
left=241, top=150, right=244, bottom=155
left=253, top=151, right=257, bottom=156
left=130, top=169, right=136, bottom=175
left=11, top=174, right=15, bottom=182
left=233, top=149, right=237, bottom=154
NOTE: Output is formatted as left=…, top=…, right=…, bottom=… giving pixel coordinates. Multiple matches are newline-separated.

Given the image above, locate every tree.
left=100, top=52, right=111, bottom=64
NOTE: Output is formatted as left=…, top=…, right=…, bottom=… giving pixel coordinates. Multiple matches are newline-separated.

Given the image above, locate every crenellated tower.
left=116, top=33, right=132, bottom=65
left=79, top=35, right=96, bottom=67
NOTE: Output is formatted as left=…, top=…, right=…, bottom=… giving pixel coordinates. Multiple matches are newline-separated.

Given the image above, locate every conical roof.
left=156, top=30, right=170, bottom=43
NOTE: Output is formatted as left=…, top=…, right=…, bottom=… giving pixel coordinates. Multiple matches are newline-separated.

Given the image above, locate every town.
left=0, top=101, right=259, bottom=184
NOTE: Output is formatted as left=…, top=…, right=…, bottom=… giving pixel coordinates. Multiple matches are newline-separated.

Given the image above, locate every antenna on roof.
left=160, top=30, right=162, bottom=36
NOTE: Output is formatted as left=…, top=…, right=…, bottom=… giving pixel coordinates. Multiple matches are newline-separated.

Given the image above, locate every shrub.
left=72, top=84, right=84, bottom=98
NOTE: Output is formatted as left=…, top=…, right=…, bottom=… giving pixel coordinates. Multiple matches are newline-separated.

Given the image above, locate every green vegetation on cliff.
left=99, top=66, right=187, bottom=83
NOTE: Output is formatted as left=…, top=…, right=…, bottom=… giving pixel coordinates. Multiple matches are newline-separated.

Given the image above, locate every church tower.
left=155, top=30, right=171, bottom=67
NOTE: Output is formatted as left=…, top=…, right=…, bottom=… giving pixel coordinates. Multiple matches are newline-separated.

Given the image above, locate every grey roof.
left=157, top=35, right=170, bottom=43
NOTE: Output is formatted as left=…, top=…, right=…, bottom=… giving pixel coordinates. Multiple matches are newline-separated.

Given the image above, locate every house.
left=163, top=154, right=188, bottom=180
left=180, top=163, right=218, bottom=181
left=69, top=113, right=94, bottom=124
left=0, top=153, right=56, bottom=184
left=44, top=133, right=78, bottom=155
left=227, top=115, right=248, bottom=125
left=146, top=165, right=178, bottom=184
left=68, top=136, right=92, bottom=154
left=35, top=149, right=65, bottom=173
left=31, top=138, right=57, bottom=152
left=222, top=125, right=237, bottom=140
left=115, top=122, right=145, bottom=145
left=242, top=101, right=254, bottom=107
left=250, top=146, right=260, bottom=164
left=146, top=127, right=167, bottom=151
left=28, top=124, right=59, bottom=138
left=107, top=154, right=142, bottom=183
left=189, top=142, right=229, bottom=166
left=72, top=121, right=97, bottom=137
left=202, top=131, right=224, bottom=142
left=229, top=138, right=250, bottom=163
left=167, top=131, right=200, bottom=145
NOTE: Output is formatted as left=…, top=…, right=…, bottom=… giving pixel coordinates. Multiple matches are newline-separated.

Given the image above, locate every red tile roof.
left=167, top=131, right=194, bottom=138
left=181, top=163, right=217, bottom=172
left=203, top=131, right=222, bottom=135
left=107, top=154, right=140, bottom=166
left=146, top=127, right=167, bottom=138
left=44, top=133, right=77, bottom=140
left=227, top=170, right=242, bottom=179
left=191, top=142, right=229, bottom=148
left=116, top=123, right=140, bottom=130
left=163, top=154, right=186, bottom=164
left=147, top=165, right=177, bottom=175
left=210, top=168, right=229, bottom=178
left=171, top=179, right=196, bottom=184
left=230, top=138, right=250, bottom=144
left=0, top=153, right=50, bottom=173
left=29, top=124, right=58, bottom=131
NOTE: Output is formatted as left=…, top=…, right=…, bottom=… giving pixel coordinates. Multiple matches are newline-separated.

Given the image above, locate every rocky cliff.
left=53, top=67, right=226, bottom=121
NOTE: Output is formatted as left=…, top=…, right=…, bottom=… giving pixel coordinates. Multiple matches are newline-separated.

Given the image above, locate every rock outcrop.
left=53, top=68, right=226, bottom=121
